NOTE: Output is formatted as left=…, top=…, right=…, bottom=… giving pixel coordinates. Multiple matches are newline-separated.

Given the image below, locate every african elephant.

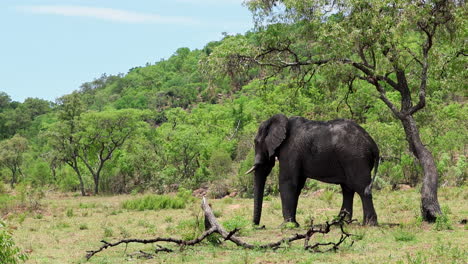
left=246, top=114, right=379, bottom=226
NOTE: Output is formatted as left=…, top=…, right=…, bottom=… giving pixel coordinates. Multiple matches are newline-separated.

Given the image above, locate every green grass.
left=122, top=194, right=188, bottom=211
left=6, top=186, right=468, bottom=264
left=393, top=229, right=416, bottom=242
left=0, top=194, right=16, bottom=214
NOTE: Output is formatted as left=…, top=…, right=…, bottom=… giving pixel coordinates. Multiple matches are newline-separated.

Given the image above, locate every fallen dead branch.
left=86, top=197, right=355, bottom=260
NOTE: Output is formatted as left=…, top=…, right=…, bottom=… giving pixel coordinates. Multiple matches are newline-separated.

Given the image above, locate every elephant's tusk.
left=245, top=165, right=256, bottom=174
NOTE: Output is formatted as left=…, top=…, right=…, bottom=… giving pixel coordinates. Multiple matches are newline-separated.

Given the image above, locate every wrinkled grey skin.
left=250, top=114, right=379, bottom=227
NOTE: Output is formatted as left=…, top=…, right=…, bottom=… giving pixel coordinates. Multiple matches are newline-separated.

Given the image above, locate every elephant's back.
left=327, top=119, right=379, bottom=168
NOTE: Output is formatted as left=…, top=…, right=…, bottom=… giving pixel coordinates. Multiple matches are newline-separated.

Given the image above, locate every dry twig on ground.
left=85, top=197, right=354, bottom=260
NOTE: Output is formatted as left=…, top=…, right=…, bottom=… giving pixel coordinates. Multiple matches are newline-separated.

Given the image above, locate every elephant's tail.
left=364, top=156, right=380, bottom=196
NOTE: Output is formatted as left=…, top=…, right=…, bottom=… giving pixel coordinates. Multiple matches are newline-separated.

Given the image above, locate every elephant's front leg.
left=279, top=170, right=305, bottom=227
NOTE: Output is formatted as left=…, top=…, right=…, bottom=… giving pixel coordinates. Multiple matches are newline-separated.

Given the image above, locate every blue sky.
left=0, top=0, right=253, bottom=102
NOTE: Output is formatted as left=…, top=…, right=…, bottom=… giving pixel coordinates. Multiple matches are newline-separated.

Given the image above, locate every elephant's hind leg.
left=342, top=160, right=378, bottom=226
left=357, top=191, right=378, bottom=225
left=340, top=184, right=355, bottom=220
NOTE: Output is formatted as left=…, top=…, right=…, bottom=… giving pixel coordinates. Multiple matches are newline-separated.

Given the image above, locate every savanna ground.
left=9, top=184, right=468, bottom=264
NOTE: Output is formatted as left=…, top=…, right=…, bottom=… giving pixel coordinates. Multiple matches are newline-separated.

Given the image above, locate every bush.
left=236, top=151, right=255, bottom=198
left=15, top=184, right=44, bottom=211
left=122, top=189, right=193, bottom=211
left=103, top=227, right=113, bottom=237
left=222, top=215, right=251, bottom=236
left=0, top=221, right=28, bottom=263
left=26, top=161, right=52, bottom=186
left=66, top=208, right=74, bottom=217
left=209, top=150, right=232, bottom=178
left=175, top=219, right=204, bottom=240
left=434, top=206, right=453, bottom=231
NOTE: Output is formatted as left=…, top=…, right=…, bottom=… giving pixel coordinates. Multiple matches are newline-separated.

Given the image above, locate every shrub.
left=281, top=222, right=298, bottom=230
left=66, top=208, right=74, bottom=217
left=208, top=180, right=231, bottom=199
left=236, top=151, right=255, bottom=198
left=175, top=219, right=204, bottom=240
left=118, top=226, right=130, bottom=238
left=0, top=221, right=28, bottom=264
left=222, top=215, right=251, bottom=236
left=122, top=190, right=192, bottom=211
left=209, top=150, right=232, bottom=179
left=15, top=184, right=45, bottom=211
left=103, top=227, right=113, bottom=237
left=434, top=206, right=453, bottom=231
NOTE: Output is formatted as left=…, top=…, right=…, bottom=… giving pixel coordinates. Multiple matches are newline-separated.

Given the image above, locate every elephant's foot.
left=363, top=215, right=378, bottom=226
left=338, top=209, right=353, bottom=221
left=280, top=218, right=300, bottom=228
left=254, top=225, right=266, bottom=230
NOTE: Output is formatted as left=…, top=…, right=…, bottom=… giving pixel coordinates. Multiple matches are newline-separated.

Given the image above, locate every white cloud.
left=17, top=5, right=200, bottom=25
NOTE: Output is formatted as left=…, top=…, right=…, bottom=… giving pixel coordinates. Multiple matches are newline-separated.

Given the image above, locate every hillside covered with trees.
left=0, top=0, right=466, bottom=214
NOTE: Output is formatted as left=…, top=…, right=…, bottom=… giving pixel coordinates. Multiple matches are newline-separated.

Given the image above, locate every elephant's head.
left=246, top=114, right=288, bottom=225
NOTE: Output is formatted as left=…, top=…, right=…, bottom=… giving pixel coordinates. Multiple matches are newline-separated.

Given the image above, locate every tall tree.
left=208, top=0, right=465, bottom=221
left=48, top=92, right=87, bottom=195
left=0, top=135, right=28, bottom=187
left=76, top=109, right=147, bottom=194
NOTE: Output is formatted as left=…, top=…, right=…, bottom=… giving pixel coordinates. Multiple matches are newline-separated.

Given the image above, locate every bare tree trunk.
left=93, top=174, right=99, bottom=195
left=10, top=168, right=17, bottom=188
left=401, top=115, right=442, bottom=221
left=68, top=161, right=86, bottom=196
left=74, top=168, right=86, bottom=196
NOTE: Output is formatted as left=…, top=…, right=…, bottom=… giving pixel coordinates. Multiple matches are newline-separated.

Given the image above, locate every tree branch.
left=86, top=197, right=355, bottom=260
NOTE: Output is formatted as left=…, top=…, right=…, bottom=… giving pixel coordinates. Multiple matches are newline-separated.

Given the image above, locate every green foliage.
left=236, top=150, right=255, bottom=198
left=66, top=208, right=74, bottom=218
left=0, top=1, right=465, bottom=198
left=0, top=221, right=28, bottom=264
left=222, top=215, right=251, bottom=236
left=434, top=206, right=453, bottom=231
left=15, top=184, right=45, bottom=211
left=281, top=222, right=299, bottom=230
left=118, top=226, right=130, bottom=238
left=176, top=187, right=195, bottom=203
left=25, top=161, right=52, bottom=186
left=103, top=227, right=114, bottom=238
left=175, top=218, right=204, bottom=241
left=0, top=135, right=28, bottom=187
left=57, top=167, right=82, bottom=192
left=209, top=149, right=232, bottom=178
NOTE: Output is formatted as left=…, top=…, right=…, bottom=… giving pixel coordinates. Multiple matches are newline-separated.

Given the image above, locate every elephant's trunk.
left=253, top=169, right=267, bottom=225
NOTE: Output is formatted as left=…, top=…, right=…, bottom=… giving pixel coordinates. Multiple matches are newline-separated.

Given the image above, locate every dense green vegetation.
left=0, top=1, right=466, bottom=262
left=0, top=29, right=464, bottom=197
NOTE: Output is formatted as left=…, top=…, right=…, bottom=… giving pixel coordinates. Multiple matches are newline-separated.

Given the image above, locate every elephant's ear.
left=265, top=114, right=288, bottom=158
